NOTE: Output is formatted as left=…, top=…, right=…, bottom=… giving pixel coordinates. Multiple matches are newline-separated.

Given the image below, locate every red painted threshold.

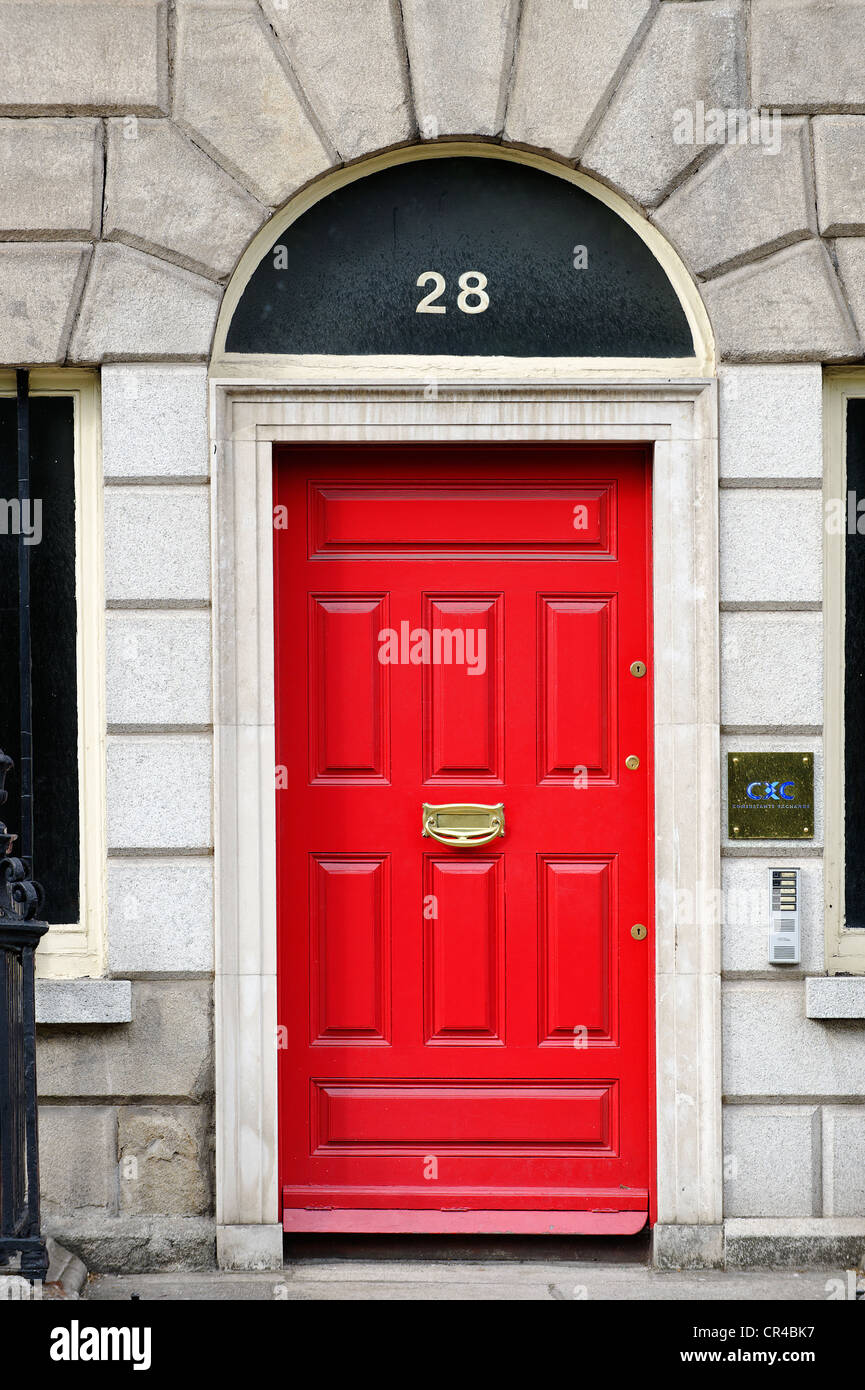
left=282, top=1210, right=648, bottom=1235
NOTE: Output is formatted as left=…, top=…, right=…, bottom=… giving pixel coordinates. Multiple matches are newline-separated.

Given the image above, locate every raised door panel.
left=424, top=856, right=505, bottom=1044
left=538, top=856, right=616, bottom=1045
left=309, top=594, right=390, bottom=783
left=538, top=595, right=616, bottom=784
left=423, top=594, right=503, bottom=782
left=310, top=855, right=390, bottom=1044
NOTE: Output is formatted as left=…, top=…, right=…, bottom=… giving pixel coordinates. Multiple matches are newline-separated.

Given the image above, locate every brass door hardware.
left=422, top=803, right=505, bottom=848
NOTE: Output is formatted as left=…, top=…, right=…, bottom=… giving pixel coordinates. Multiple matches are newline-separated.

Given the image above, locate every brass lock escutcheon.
left=631, top=924, right=648, bottom=941
left=422, top=803, right=505, bottom=848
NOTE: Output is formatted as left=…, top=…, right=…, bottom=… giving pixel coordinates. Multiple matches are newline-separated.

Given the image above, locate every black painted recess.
left=226, top=157, right=695, bottom=359
left=846, top=399, right=865, bottom=931
left=0, top=397, right=79, bottom=925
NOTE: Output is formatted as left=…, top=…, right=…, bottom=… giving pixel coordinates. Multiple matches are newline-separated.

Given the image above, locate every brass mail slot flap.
left=422, top=803, right=505, bottom=848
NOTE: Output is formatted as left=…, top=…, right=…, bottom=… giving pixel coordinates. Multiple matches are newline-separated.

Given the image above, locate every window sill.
left=35, top=979, right=132, bottom=1025
left=805, top=977, right=865, bottom=1019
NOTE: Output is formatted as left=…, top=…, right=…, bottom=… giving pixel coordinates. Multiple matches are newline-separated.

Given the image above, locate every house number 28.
left=416, top=271, right=489, bottom=315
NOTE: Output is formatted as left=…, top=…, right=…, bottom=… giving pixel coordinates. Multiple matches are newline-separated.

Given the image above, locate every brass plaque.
left=727, top=753, right=814, bottom=840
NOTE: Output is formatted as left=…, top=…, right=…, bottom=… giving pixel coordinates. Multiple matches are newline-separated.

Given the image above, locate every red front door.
left=275, top=444, right=654, bottom=1233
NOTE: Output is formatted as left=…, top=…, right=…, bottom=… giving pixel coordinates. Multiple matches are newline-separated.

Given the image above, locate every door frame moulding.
left=209, top=377, right=722, bottom=1271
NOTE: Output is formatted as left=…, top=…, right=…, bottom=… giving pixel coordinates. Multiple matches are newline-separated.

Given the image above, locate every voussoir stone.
left=174, top=0, right=333, bottom=207
left=68, top=243, right=222, bottom=362
left=0, top=0, right=168, bottom=114
left=813, top=117, right=865, bottom=235
left=701, top=239, right=861, bottom=361
left=264, top=0, right=413, bottom=156
left=0, top=243, right=91, bottom=364
left=752, top=0, right=865, bottom=112
left=653, top=118, right=816, bottom=277
left=403, top=0, right=516, bottom=138
left=833, top=237, right=865, bottom=344
left=580, top=0, right=746, bottom=208
left=104, top=119, right=266, bottom=279
left=0, top=118, right=102, bottom=237
left=505, top=0, right=654, bottom=158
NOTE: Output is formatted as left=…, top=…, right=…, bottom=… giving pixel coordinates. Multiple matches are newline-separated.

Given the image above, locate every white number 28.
left=416, top=271, right=489, bottom=315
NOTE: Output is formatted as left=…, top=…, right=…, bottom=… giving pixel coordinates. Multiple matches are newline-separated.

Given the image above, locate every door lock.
left=630, top=661, right=647, bottom=678
left=625, top=755, right=640, bottom=770
left=631, top=924, right=648, bottom=941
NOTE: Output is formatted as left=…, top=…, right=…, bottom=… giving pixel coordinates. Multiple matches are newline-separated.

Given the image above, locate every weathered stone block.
left=217, top=1223, right=283, bottom=1271
left=107, top=735, right=212, bottom=851
left=720, top=488, right=822, bottom=603
left=39, top=1106, right=117, bottom=1215
left=102, top=364, right=209, bottom=480
left=174, top=0, right=332, bottom=206
left=823, top=1107, right=865, bottom=1216
left=723, top=1106, right=820, bottom=1217
left=833, top=237, right=865, bottom=344
left=108, top=857, right=214, bottom=977
left=404, top=0, right=517, bottom=138
left=118, top=1106, right=211, bottom=1216
left=0, top=244, right=90, bottom=364
left=653, top=118, right=815, bottom=277
left=752, top=0, right=865, bottom=112
left=702, top=240, right=860, bottom=361
left=725, top=1216, right=865, bottom=1268
left=723, top=980, right=865, bottom=1098
left=580, top=0, right=746, bottom=207
left=652, top=1224, right=725, bottom=1270
left=813, top=117, right=865, bottom=235
left=106, top=610, right=212, bottom=726
left=720, top=612, right=822, bottom=727
left=104, top=485, right=210, bottom=602
left=0, top=0, right=168, bottom=114
left=69, top=243, right=221, bottom=363
left=718, top=366, right=823, bottom=479
left=104, top=119, right=265, bottom=279
left=44, top=1214, right=216, bottom=1272
left=0, top=118, right=102, bottom=236
left=37, top=981, right=213, bottom=1102
left=265, top=0, right=412, bottom=156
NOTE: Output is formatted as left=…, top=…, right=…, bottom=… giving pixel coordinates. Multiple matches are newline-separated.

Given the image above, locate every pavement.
left=80, top=1261, right=863, bottom=1301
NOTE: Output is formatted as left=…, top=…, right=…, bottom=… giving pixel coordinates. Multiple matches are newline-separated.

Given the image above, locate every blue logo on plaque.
left=745, top=781, right=795, bottom=802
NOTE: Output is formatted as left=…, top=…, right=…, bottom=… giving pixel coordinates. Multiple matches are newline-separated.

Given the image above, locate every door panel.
left=275, top=444, right=654, bottom=1225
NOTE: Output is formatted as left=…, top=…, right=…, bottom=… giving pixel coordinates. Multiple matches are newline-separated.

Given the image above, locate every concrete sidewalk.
left=82, top=1262, right=862, bottom=1301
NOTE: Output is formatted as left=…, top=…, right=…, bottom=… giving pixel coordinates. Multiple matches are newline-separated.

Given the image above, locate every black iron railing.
left=0, top=749, right=47, bottom=1280
left=0, top=371, right=48, bottom=1282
